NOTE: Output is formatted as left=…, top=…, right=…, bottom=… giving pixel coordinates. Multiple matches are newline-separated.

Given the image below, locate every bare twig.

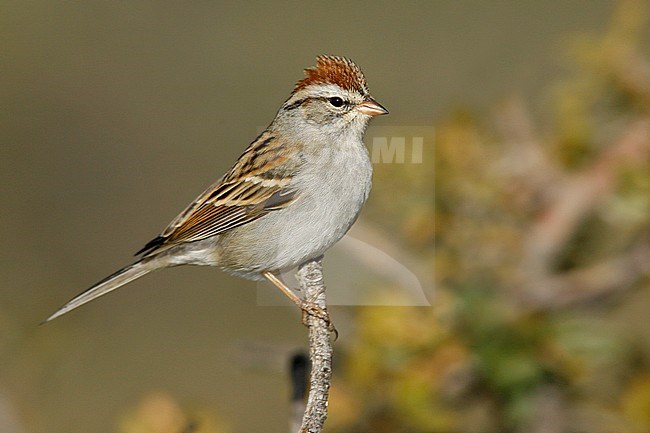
left=520, top=119, right=650, bottom=282
left=509, top=118, right=650, bottom=309
left=520, top=239, right=650, bottom=309
left=295, top=259, right=332, bottom=433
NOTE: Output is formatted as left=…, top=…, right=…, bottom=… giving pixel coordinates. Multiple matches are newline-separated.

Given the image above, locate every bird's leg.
left=262, top=271, right=335, bottom=333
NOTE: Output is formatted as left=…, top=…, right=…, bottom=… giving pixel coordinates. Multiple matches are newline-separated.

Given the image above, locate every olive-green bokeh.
left=1, top=1, right=634, bottom=432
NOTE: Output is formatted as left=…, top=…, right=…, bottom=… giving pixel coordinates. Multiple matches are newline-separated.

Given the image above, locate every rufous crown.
left=293, top=55, right=369, bottom=96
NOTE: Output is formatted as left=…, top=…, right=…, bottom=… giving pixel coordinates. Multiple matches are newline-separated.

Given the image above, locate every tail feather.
left=44, top=259, right=159, bottom=323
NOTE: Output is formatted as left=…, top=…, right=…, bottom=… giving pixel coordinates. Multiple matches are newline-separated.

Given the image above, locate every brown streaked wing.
left=166, top=178, right=295, bottom=243
left=137, top=131, right=303, bottom=256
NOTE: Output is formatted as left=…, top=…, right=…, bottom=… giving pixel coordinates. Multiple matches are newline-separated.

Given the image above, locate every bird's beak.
left=357, top=98, right=389, bottom=116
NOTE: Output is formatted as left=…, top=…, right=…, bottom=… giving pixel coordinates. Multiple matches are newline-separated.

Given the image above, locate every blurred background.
left=2, top=1, right=649, bottom=432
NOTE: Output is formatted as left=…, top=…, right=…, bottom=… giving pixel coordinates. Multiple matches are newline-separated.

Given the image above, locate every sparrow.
left=45, top=55, right=387, bottom=324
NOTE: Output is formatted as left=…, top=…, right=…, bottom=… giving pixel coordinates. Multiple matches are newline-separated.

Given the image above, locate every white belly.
left=215, top=142, right=372, bottom=279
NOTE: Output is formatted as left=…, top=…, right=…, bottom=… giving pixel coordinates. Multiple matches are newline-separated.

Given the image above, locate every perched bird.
left=45, top=55, right=387, bottom=323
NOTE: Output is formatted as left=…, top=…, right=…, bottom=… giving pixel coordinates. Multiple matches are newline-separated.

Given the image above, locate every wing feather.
left=136, top=131, right=303, bottom=256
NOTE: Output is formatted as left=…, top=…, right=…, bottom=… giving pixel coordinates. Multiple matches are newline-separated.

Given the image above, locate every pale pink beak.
left=357, top=98, right=388, bottom=116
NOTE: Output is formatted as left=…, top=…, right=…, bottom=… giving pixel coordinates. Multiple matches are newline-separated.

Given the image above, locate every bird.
left=45, top=55, right=387, bottom=324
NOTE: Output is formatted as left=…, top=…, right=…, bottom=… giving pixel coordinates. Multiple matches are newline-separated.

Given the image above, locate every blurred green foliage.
left=328, top=2, right=650, bottom=432
left=1, top=2, right=648, bottom=432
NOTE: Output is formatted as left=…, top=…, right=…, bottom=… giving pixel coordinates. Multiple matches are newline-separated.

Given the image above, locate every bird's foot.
left=300, top=301, right=338, bottom=339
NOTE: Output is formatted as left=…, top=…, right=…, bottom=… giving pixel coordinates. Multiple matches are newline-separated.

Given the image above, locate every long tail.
left=44, top=258, right=162, bottom=323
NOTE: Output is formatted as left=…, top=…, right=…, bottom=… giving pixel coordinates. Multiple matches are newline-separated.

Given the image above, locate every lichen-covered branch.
left=295, top=258, right=332, bottom=433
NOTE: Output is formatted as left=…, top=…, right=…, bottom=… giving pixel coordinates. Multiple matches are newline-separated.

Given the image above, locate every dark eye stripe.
left=283, top=96, right=350, bottom=111
left=284, top=98, right=306, bottom=110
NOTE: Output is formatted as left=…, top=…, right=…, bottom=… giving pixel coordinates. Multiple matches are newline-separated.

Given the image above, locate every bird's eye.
left=328, top=97, right=345, bottom=107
